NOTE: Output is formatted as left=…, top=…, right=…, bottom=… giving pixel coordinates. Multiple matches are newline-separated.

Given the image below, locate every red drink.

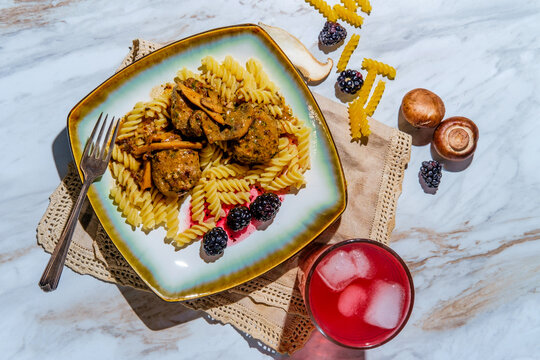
left=298, top=239, right=414, bottom=349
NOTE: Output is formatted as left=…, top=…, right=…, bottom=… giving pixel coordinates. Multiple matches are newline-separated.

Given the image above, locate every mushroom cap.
left=401, top=88, right=445, bottom=128
left=433, top=116, right=479, bottom=160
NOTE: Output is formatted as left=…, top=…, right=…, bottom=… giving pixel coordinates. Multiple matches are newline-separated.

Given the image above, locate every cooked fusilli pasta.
left=110, top=184, right=142, bottom=227
left=176, top=67, right=201, bottom=81
left=258, top=147, right=297, bottom=186
left=117, top=102, right=145, bottom=140
left=237, top=88, right=281, bottom=105
left=217, top=191, right=251, bottom=205
left=109, top=54, right=312, bottom=253
left=278, top=120, right=302, bottom=135
left=173, top=221, right=215, bottom=248
left=112, top=145, right=140, bottom=171
left=139, top=189, right=158, bottom=230
left=190, top=182, right=206, bottom=223
left=164, top=196, right=180, bottom=240
left=222, top=55, right=249, bottom=82
left=296, top=123, right=311, bottom=171
left=110, top=162, right=145, bottom=207
left=246, top=58, right=279, bottom=94
left=205, top=163, right=248, bottom=179
left=215, top=178, right=251, bottom=192
left=204, top=179, right=223, bottom=220
left=264, top=163, right=305, bottom=191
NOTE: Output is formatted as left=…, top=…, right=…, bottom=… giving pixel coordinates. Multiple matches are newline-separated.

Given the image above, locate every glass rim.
left=303, top=238, right=415, bottom=350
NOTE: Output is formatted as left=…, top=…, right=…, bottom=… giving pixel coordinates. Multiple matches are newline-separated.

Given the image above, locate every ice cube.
left=349, top=249, right=373, bottom=279
left=364, top=281, right=405, bottom=330
left=337, top=284, right=367, bottom=317
left=317, top=250, right=357, bottom=291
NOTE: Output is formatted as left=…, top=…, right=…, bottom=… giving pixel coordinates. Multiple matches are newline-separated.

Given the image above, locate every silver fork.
left=39, top=113, right=120, bottom=292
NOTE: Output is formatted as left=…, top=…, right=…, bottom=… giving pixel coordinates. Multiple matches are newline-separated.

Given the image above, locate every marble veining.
left=1, top=0, right=539, bottom=359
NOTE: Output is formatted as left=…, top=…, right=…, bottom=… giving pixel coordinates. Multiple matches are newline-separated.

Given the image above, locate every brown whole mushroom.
left=433, top=116, right=479, bottom=160
left=401, top=88, right=445, bottom=128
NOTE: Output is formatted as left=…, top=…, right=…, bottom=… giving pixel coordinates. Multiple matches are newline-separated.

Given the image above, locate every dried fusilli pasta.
left=304, top=0, right=337, bottom=22
left=364, top=80, right=386, bottom=117
left=333, top=4, right=364, bottom=28
left=348, top=100, right=370, bottom=139
left=340, top=0, right=357, bottom=11
left=355, top=70, right=376, bottom=107
left=337, top=34, right=360, bottom=72
left=355, top=0, right=371, bottom=14
left=362, top=58, right=396, bottom=80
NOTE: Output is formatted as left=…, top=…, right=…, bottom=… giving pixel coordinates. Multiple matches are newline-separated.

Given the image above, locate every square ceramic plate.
left=68, top=24, right=347, bottom=301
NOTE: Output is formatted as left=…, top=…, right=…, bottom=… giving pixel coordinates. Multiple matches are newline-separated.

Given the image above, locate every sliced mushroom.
left=201, top=97, right=223, bottom=113
left=199, top=103, right=255, bottom=143
left=178, top=83, right=226, bottom=125
left=258, top=23, right=333, bottom=83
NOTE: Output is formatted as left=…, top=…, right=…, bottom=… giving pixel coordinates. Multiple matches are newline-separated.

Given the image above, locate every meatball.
left=231, top=106, right=279, bottom=164
left=151, top=149, right=201, bottom=197
left=200, top=102, right=254, bottom=143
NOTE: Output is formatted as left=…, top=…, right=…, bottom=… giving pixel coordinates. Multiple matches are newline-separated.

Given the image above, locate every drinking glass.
left=297, top=239, right=414, bottom=349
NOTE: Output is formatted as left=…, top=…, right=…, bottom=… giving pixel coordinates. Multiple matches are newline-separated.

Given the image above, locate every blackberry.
left=338, top=70, right=364, bottom=94
left=318, top=21, right=347, bottom=46
left=226, top=206, right=252, bottom=231
left=203, top=227, right=228, bottom=256
left=420, top=160, right=443, bottom=188
left=250, top=193, right=281, bottom=222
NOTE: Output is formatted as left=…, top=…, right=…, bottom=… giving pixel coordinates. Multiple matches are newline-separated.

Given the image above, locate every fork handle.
left=39, top=179, right=92, bottom=292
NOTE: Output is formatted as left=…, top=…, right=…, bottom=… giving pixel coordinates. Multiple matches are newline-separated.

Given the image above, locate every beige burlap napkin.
left=37, top=39, right=411, bottom=354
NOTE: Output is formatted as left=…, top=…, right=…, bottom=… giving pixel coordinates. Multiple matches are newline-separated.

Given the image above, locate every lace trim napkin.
left=37, top=39, right=411, bottom=354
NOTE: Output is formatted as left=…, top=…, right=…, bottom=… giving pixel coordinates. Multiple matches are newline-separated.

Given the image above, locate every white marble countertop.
left=1, top=0, right=539, bottom=359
